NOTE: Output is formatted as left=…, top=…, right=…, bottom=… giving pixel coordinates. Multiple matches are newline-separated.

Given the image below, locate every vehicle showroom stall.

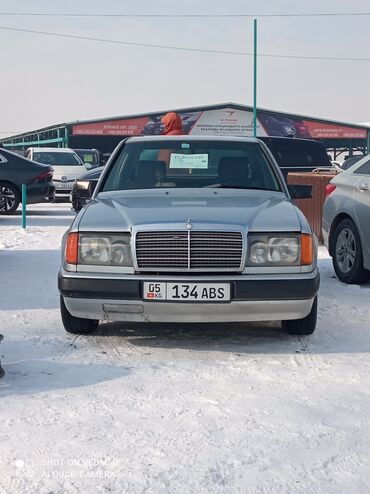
left=1, top=103, right=369, bottom=159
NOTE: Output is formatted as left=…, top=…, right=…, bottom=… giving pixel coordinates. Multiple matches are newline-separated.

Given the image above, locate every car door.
left=352, top=158, right=370, bottom=255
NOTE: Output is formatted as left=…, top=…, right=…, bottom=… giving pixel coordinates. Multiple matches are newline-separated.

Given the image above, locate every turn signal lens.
left=66, top=233, right=79, bottom=265
left=301, top=234, right=313, bottom=266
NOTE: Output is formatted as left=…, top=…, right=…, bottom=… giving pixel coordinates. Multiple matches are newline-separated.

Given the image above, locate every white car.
left=26, top=147, right=92, bottom=198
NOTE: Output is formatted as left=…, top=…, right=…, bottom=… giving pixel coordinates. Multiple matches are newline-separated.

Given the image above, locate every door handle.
left=356, top=182, right=369, bottom=192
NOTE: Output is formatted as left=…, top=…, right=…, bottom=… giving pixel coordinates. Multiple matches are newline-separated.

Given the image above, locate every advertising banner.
left=258, top=111, right=367, bottom=139
left=72, top=108, right=367, bottom=140
left=302, top=121, right=367, bottom=139
left=189, top=108, right=266, bottom=137
left=72, top=117, right=150, bottom=136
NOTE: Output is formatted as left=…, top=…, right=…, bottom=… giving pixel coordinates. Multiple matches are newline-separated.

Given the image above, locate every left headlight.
left=246, top=234, right=307, bottom=267
left=66, top=233, right=133, bottom=267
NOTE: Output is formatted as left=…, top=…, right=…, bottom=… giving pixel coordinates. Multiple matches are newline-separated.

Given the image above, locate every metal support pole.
left=22, top=184, right=27, bottom=229
left=0, top=334, right=4, bottom=378
left=253, top=18, right=258, bottom=137
left=64, top=127, right=69, bottom=148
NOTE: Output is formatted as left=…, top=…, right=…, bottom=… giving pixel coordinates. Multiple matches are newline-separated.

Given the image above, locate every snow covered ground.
left=1, top=204, right=370, bottom=493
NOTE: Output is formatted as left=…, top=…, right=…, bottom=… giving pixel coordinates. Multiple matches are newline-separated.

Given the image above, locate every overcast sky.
left=1, top=0, right=369, bottom=137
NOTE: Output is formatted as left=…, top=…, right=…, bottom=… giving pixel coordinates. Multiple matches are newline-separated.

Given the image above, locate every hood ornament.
left=186, top=218, right=193, bottom=230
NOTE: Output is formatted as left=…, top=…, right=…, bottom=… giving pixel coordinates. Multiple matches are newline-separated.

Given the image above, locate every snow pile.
left=1, top=204, right=370, bottom=493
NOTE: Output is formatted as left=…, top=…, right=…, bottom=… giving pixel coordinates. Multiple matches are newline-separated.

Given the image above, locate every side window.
left=0, top=153, right=8, bottom=163
left=353, top=159, right=370, bottom=175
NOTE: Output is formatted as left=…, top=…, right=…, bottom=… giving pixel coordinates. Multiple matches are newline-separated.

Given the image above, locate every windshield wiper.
left=204, top=184, right=274, bottom=190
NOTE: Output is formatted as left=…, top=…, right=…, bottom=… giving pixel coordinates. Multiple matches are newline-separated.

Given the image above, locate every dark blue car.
left=0, top=149, right=54, bottom=214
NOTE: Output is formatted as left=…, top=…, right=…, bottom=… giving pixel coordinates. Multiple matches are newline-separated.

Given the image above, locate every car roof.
left=258, top=136, right=324, bottom=145
left=127, top=135, right=261, bottom=144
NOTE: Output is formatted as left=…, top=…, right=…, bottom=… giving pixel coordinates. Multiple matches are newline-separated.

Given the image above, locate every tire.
left=282, top=296, right=317, bottom=335
left=332, top=218, right=370, bottom=284
left=0, top=182, right=21, bottom=214
left=71, top=199, right=82, bottom=212
left=60, top=296, right=99, bottom=335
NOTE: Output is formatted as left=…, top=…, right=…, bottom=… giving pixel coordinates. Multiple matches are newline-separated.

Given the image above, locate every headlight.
left=79, top=234, right=132, bottom=267
left=247, top=234, right=301, bottom=267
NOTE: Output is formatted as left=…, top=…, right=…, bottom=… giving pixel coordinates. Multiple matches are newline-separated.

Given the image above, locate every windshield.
left=102, top=140, right=281, bottom=192
left=75, top=150, right=99, bottom=165
left=33, top=152, right=83, bottom=166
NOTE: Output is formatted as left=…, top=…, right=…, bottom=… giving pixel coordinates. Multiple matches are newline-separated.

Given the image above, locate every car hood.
left=77, top=189, right=303, bottom=233
left=53, top=165, right=87, bottom=180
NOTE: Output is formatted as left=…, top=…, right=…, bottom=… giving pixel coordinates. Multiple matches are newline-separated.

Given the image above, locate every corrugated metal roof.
left=1, top=102, right=369, bottom=142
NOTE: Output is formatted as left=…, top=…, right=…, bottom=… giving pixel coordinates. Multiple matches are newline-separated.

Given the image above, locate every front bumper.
left=58, top=270, right=320, bottom=323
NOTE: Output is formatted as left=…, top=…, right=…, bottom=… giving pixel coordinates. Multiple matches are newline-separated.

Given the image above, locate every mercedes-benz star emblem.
left=186, top=219, right=193, bottom=230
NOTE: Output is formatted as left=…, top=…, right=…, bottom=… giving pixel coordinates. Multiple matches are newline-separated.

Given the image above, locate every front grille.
left=135, top=230, right=243, bottom=271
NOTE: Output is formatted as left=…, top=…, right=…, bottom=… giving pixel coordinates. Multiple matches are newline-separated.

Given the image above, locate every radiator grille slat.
left=135, top=230, right=243, bottom=271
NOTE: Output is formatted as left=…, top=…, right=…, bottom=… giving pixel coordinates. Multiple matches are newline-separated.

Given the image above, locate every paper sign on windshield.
left=169, top=153, right=209, bottom=169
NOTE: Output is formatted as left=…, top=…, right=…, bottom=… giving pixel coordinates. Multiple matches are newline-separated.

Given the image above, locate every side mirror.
left=84, top=162, right=93, bottom=170
left=287, top=184, right=312, bottom=200
left=74, top=179, right=98, bottom=202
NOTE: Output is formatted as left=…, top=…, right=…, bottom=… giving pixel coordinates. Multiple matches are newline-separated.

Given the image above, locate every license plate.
left=143, top=282, right=230, bottom=302
left=56, top=182, right=73, bottom=189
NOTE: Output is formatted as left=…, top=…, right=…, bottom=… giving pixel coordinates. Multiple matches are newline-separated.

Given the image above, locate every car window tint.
left=341, top=156, right=363, bottom=170
left=353, top=159, right=370, bottom=175
left=266, top=140, right=331, bottom=168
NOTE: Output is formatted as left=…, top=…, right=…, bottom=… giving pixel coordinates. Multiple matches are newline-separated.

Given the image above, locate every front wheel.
left=332, top=218, right=370, bottom=284
left=282, top=296, right=317, bottom=335
left=60, top=296, right=99, bottom=334
left=0, top=182, right=20, bottom=214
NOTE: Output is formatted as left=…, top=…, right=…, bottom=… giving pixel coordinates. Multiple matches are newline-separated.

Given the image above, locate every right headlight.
left=246, top=234, right=313, bottom=267
left=79, top=234, right=133, bottom=267
left=65, top=233, right=133, bottom=267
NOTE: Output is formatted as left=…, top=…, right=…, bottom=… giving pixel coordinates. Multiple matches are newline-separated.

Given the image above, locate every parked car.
left=58, top=136, right=319, bottom=336
left=323, top=155, right=370, bottom=284
left=259, top=137, right=332, bottom=180
left=74, top=148, right=102, bottom=168
left=70, top=166, right=104, bottom=212
left=0, top=149, right=54, bottom=214
left=340, top=155, right=364, bottom=171
left=26, top=147, right=92, bottom=199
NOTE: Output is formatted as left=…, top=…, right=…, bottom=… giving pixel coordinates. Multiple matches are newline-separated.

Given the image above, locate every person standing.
left=161, top=112, right=183, bottom=135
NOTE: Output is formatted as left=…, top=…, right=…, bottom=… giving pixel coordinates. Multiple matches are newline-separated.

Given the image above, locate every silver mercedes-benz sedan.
left=58, top=136, right=320, bottom=335
left=323, top=154, right=370, bottom=284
